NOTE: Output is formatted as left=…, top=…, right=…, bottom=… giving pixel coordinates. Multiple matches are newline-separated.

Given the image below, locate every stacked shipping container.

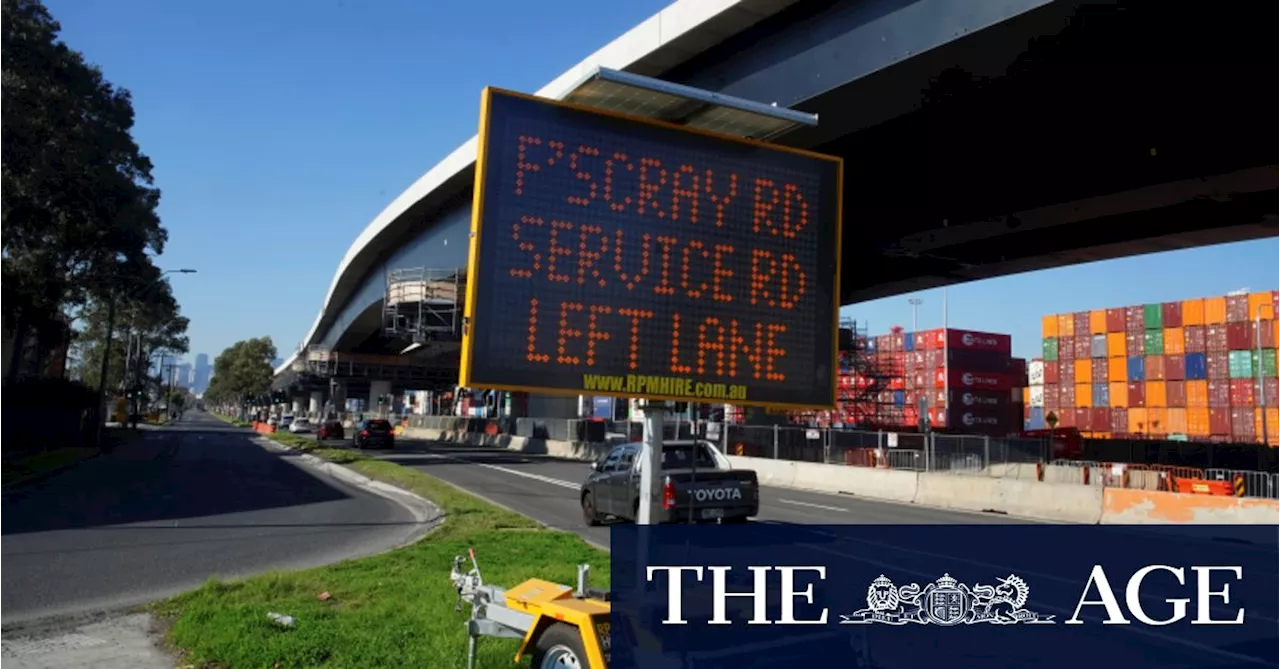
left=1029, top=291, right=1280, bottom=446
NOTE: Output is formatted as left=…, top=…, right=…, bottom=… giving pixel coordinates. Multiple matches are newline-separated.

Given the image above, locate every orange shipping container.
left=1165, top=407, right=1188, bottom=435
left=1042, top=314, right=1058, bottom=339
left=1186, top=407, right=1211, bottom=436
left=1074, top=359, right=1092, bottom=384
left=1146, top=408, right=1168, bottom=435
left=1146, top=380, right=1168, bottom=407
left=1185, top=380, right=1209, bottom=408
left=1075, top=383, right=1092, bottom=408
left=1107, top=332, right=1126, bottom=358
left=1203, top=296, right=1227, bottom=324
left=1089, top=310, right=1107, bottom=335
left=1248, top=291, right=1276, bottom=321
left=1182, top=298, right=1205, bottom=326
left=1256, top=408, right=1280, bottom=446
left=1128, top=407, right=1148, bottom=434
left=1022, top=387, right=1030, bottom=404
left=1057, top=313, right=1074, bottom=338
left=1107, top=356, right=1127, bottom=382
left=1109, top=381, right=1128, bottom=408
left=1163, top=327, right=1185, bottom=354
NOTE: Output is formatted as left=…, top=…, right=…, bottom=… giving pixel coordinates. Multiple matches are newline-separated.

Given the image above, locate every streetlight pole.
left=1256, top=304, right=1269, bottom=451
left=908, top=298, right=922, bottom=331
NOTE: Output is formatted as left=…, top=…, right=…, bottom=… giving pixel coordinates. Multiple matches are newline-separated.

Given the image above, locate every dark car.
left=354, top=418, right=395, bottom=449
left=316, top=420, right=345, bottom=441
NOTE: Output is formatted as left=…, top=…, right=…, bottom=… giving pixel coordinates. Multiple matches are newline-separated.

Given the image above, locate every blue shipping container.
left=1028, top=407, right=1047, bottom=431
left=903, top=333, right=915, bottom=352
left=1092, top=382, right=1110, bottom=408
left=1184, top=352, right=1208, bottom=380
left=1127, top=356, right=1146, bottom=381
left=893, top=390, right=905, bottom=407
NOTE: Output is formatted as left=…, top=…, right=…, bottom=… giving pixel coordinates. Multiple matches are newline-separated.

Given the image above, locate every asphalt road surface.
left=1, top=410, right=423, bottom=626
left=379, top=440, right=1278, bottom=668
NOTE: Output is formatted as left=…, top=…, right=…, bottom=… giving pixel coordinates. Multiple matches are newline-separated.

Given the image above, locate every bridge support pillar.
left=291, top=397, right=306, bottom=416
left=330, top=380, right=347, bottom=415
left=309, top=391, right=323, bottom=418
left=368, top=380, right=391, bottom=416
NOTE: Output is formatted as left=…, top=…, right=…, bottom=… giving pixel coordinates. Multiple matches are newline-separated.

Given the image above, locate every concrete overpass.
left=272, top=0, right=1277, bottom=409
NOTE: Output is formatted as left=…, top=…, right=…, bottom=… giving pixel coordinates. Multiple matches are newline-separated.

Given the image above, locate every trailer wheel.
left=531, top=622, right=588, bottom=669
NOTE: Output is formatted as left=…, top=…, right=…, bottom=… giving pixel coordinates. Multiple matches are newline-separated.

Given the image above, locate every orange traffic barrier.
left=1171, top=478, right=1234, bottom=496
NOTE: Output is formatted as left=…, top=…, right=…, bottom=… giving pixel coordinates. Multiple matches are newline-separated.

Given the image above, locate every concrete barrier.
left=996, top=478, right=1103, bottom=524
left=402, top=427, right=610, bottom=461
left=1100, top=487, right=1280, bottom=525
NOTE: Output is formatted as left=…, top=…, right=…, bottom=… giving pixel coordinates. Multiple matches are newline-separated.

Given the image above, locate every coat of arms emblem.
left=840, top=573, right=1055, bottom=626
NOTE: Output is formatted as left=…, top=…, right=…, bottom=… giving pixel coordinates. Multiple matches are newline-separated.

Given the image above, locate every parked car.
left=316, top=419, right=345, bottom=441
left=288, top=418, right=313, bottom=434
left=278, top=415, right=294, bottom=429
left=580, top=439, right=759, bottom=525
left=354, top=418, right=395, bottom=449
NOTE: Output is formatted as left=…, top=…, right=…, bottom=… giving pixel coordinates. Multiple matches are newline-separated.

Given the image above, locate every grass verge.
left=153, top=423, right=610, bottom=668
left=2, top=427, right=138, bottom=490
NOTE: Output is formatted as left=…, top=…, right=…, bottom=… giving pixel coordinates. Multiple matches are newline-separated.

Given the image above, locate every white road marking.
left=778, top=498, right=847, bottom=513
left=422, top=453, right=579, bottom=490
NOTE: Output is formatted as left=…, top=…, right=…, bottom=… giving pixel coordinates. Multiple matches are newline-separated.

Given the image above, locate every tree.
left=204, top=338, right=277, bottom=408
left=70, top=277, right=189, bottom=392
left=2, top=0, right=173, bottom=385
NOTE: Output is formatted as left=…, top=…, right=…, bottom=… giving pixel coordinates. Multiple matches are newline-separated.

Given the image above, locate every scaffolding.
left=382, top=267, right=465, bottom=342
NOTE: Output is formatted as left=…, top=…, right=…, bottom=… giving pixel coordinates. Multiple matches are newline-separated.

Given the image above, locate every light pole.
left=1255, top=304, right=1270, bottom=450
left=908, top=298, right=923, bottom=331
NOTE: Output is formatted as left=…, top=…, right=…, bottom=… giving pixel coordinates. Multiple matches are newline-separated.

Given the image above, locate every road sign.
left=459, top=87, right=843, bottom=409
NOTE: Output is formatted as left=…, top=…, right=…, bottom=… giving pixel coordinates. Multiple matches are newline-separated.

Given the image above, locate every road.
left=381, top=440, right=1278, bottom=668
left=1, top=411, right=424, bottom=626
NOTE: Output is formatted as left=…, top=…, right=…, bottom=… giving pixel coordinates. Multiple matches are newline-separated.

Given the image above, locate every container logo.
left=960, top=372, right=1000, bottom=388
left=961, top=392, right=999, bottom=406
left=961, top=412, right=999, bottom=427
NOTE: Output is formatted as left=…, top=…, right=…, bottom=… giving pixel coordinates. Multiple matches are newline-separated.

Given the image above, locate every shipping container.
left=1125, top=305, right=1145, bottom=332
left=1256, top=408, right=1280, bottom=446
left=1105, top=308, right=1126, bottom=333
left=891, top=332, right=906, bottom=350
left=1109, top=381, right=1128, bottom=408
left=1186, top=407, right=1210, bottom=436
left=1230, top=407, right=1254, bottom=440
left=1253, top=320, right=1278, bottom=349
left=1226, top=294, right=1249, bottom=323
left=1204, top=296, right=1227, bottom=324
left=1163, top=327, right=1184, bottom=355
left=1011, top=358, right=1028, bottom=385
left=1059, top=383, right=1076, bottom=408
left=1090, top=407, right=1109, bottom=432
left=936, top=368, right=1015, bottom=392
left=945, top=348, right=1014, bottom=372
left=1059, top=336, right=1075, bottom=361
left=1182, top=298, right=1205, bottom=326
left=1043, top=383, right=1060, bottom=410
left=1225, top=322, right=1251, bottom=351
left=1029, top=384, right=1045, bottom=407
left=1109, top=407, right=1128, bottom=433
left=1127, top=382, right=1146, bottom=408
left=1228, top=379, right=1255, bottom=407
left=1074, top=408, right=1092, bottom=431
left=1044, top=362, right=1060, bottom=385
left=945, top=403, right=1019, bottom=436
left=1027, top=406, right=1047, bottom=431
left=1073, top=335, right=1091, bottom=360
left=1075, top=382, right=1092, bottom=408
left=1143, top=303, right=1163, bottom=331
left=1127, top=356, right=1145, bottom=381
left=1103, top=332, right=1123, bottom=358
left=1028, top=359, right=1045, bottom=385
left=1127, top=407, right=1148, bottom=434
left=1227, top=350, right=1253, bottom=379
left=1041, top=315, right=1058, bottom=339
left=1125, top=332, right=1145, bottom=357
left=1091, top=357, right=1109, bottom=383
left=1166, top=380, right=1186, bottom=408
left=1205, top=324, right=1229, bottom=353
left=903, top=332, right=915, bottom=352
left=1265, top=378, right=1279, bottom=408
left=1147, top=408, right=1168, bottom=436
left=1248, top=291, right=1276, bottom=320
left=1144, top=329, right=1164, bottom=355
left=1208, top=407, right=1231, bottom=436
left=1089, top=334, right=1106, bottom=358
left=1074, top=359, right=1092, bottom=384
left=1161, top=301, right=1183, bottom=329
left=1087, top=310, right=1106, bottom=335
left=1207, top=352, right=1229, bottom=380
left=1185, top=352, right=1208, bottom=380
left=1092, top=382, right=1109, bottom=408
left=1073, top=312, right=1090, bottom=337
left=1253, top=349, right=1279, bottom=378
left=1147, top=381, right=1167, bottom=407
left=1057, top=313, right=1074, bottom=339
left=1183, top=325, right=1206, bottom=353
left=1207, top=379, right=1230, bottom=408
left=1042, top=337, right=1058, bottom=362
left=1107, top=355, right=1127, bottom=382
left=1145, top=354, right=1166, bottom=381
left=1185, top=380, right=1208, bottom=408
left=1164, top=354, right=1186, bottom=381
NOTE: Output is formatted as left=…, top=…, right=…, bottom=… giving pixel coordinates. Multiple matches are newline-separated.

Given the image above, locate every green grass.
left=153, top=424, right=610, bottom=668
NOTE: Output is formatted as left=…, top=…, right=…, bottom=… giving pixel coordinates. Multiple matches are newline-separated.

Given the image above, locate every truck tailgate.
left=667, top=470, right=758, bottom=508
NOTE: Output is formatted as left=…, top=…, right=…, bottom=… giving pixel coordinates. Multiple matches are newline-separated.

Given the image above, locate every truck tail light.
left=662, top=476, right=676, bottom=510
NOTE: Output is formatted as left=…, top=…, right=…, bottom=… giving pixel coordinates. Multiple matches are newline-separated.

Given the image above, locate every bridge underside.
left=299, top=0, right=1275, bottom=394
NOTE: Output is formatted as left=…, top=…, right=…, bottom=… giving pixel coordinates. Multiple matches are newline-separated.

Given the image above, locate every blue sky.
left=46, top=0, right=1277, bottom=364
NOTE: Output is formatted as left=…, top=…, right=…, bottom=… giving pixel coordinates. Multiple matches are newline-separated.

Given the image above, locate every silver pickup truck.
left=580, top=439, right=759, bottom=525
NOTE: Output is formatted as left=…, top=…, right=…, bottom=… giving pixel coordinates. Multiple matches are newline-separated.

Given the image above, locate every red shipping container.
left=1043, top=363, right=1060, bottom=386
left=1226, top=294, right=1249, bottom=323
left=1127, top=382, right=1146, bottom=408
left=1125, top=306, right=1145, bottom=332
left=1125, top=332, right=1146, bottom=357
left=1206, top=352, right=1229, bottom=380
left=1225, top=322, right=1252, bottom=351
left=1058, top=338, right=1075, bottom=361
left=1164, top=354, right=1185, bottom=381
left=1110, top=407, right=1128, bottom=432
left=903, top=390, right=917, bottom=407
left=1145, top=355, right=1166, bottom=381
left=1205, top=325, right=1228, bottom=353
left=946, top=403, right=1017, bottom=436
left=1161, top=301, right=1183, bottom=328
left=1090, top=407, right=1109, bottom=432
left=1059, top=383, right=1077, bottom=407
left=1071, top=312, right=1088, bottom=335
left=1043, top=383, right=1060, bottom=410
left=936, top=329, right=1012, bottom=355
left=1252, top=320, right=1278, bottom=350
left=1207, top=379, right=1230, bottom=408
left=930, top=388, right=947, bottom=406
left=1055, top=407, right=1075, bottom=429
left=1074, top=407, right=1092, bottom=431
left=937, top=368, right=1014, bottom=392
left=912, top=330, right=933, bottom=350
left=1074, top=335, right=1091, bottom=359
left=1010, top=358, right=1028, bottom=385
left=876, top=335, right=892, bottom=351
left=891, top=333, right=906, bottom=350
left=1208, top=408, right=1231, bottom=436
left=1230, top=407, right=1255, bottom=439
left=1091, top=358, right=1109, bottom=383
left=1166, top=380, right=1187, bottom=408
left=1105, top=308, right=1126, bottom=333
left=926, top=350, right=944, bottom=369
left=1228, top=379, right=1255, bottom=407
left=1058, top=360, right=1075, bottom=385
left=1183, top=325, right=1206, bottom=353
left=1266, top=378, right=1279, bottom=408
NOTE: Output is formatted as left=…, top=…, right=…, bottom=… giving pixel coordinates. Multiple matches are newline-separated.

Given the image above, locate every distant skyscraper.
left=193, top=353, right=211, bottom=393
left=175, top=363, right=193, bottom=389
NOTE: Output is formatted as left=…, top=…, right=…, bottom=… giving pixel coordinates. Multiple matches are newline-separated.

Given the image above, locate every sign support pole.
left=637, top=400, right=666, bottom=525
